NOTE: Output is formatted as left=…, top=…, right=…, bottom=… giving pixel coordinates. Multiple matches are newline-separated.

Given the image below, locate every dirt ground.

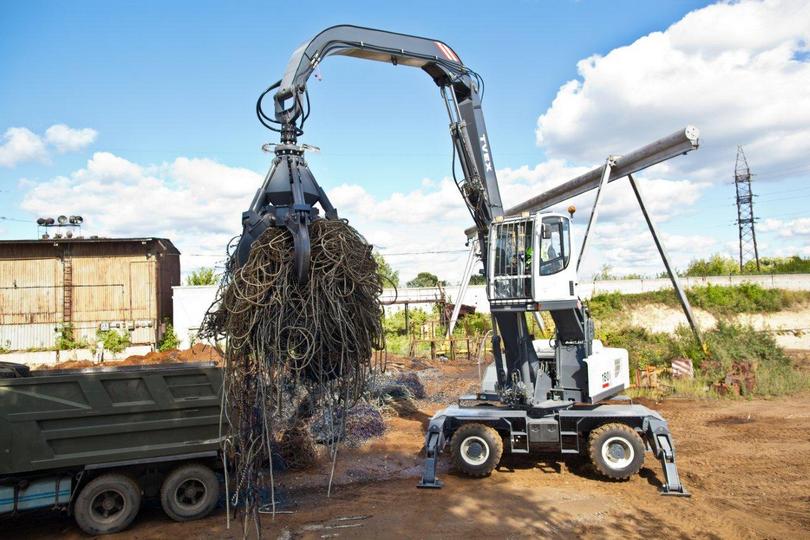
left=8, top=352, right=810, bottom=539
left=32, top=343, right=222, bottom=370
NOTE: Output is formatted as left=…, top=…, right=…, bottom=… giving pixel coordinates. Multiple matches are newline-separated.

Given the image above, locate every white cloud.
left=0, top=127, right=48, bottom=167
left=21, top=152, right=262, bottom=272
left=16, top=146, right=713, bottom=283
left=758, top=217, right=810, bottom=237
left=0, top=124, right=98, bottom=167
left=44, top=124, right=98, bottom=153
left=535, top=0, right=810, bottom=184
left=330, top=160, right=710, bottom=282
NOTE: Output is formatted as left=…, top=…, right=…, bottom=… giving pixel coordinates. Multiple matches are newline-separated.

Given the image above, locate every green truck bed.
left=0, top=362, right=223, bottom=476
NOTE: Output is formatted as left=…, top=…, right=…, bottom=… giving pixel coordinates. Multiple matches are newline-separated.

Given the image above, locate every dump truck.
left=0, top=361, right=223, bottom=535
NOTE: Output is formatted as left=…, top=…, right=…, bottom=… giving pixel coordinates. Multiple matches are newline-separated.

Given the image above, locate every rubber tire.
left=588, top=423, right=645, bottom=480
left=450, top=423, right=504, bottom=477
left=73, top=473, right=142, bottom=535
left=160, top=463, right=220, bottom=522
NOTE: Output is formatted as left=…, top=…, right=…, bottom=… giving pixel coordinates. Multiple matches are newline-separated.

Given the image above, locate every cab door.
left=532, top=215, right=577, bottom=303
left=487, top=217, right=534, bottom=303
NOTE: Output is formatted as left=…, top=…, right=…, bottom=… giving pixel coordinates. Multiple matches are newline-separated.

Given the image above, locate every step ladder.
left=62, top=254, right=73, bottom=324
left=506, top=419, right=530, bottom=454
left=559, top=417, right=580, bottom=454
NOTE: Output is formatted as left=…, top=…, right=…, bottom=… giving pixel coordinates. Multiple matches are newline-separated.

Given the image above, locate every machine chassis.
left=418, top=395, right=689, bottom=497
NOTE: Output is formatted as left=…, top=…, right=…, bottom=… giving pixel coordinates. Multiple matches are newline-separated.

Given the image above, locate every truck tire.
left=73, top=473, right=142, bottom=535
left=160, top=463, right=219, bottom=522
left=588, top=423, right=645, bottom=480
left=450, top=423, right=503, bottom=477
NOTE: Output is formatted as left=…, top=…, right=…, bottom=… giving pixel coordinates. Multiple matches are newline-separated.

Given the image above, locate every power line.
left=0, top=216, right=32, bottom=223
left=378, top=249, right=468, bottom=256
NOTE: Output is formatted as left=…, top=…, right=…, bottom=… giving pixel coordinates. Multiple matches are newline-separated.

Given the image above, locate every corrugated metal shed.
left=0, top=238, right=180, bottom=351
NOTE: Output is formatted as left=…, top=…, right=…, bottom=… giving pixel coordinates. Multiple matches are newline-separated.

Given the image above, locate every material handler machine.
left=241, top=25, right=695, bottom=496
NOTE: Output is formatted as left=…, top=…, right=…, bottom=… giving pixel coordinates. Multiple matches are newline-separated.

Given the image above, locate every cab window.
left=539, top=216, right=570, bottom=276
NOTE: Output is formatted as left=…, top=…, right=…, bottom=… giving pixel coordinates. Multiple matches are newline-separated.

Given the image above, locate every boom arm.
left=241, top=26, right=528, bottom=404
left=267, top=24, right=504, bottom=239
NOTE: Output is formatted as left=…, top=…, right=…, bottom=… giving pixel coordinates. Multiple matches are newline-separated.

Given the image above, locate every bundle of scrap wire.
left=200, top=218, right=384, bottom=532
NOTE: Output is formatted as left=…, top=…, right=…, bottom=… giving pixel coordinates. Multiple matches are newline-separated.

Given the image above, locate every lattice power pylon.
left=734, top=146, right=760, bottom=271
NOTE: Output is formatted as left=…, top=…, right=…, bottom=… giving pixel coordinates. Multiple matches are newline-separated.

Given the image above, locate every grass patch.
left=589, top=283, right=810, bottom=319
left=599, top=322, right=809, bottom=397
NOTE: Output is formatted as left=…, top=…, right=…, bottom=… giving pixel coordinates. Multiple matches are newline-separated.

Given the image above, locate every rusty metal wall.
left=71, top=256, right=154, bottom=322
left=0, top=259, right=63, bottom=325
left=0, top=244, right=168, bottom=351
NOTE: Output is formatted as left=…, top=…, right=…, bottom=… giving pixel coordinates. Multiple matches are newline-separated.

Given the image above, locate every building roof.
left=0, top=237, right=180, bottom=254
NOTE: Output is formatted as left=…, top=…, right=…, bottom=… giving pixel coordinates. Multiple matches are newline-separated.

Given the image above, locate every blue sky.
left=2, top=0, right=809, bottom=280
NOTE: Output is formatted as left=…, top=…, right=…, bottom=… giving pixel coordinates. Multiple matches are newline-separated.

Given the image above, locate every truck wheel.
left=451, top=423, right=503, bottom=477
left=74, top=473, right=142, bottom=535
left=160, top=463, right=219, bottom=522
left=588, top=423, right=645, bottom=480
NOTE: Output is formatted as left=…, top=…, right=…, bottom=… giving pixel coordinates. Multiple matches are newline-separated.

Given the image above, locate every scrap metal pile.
left=200, top=218, right=384, bottom=528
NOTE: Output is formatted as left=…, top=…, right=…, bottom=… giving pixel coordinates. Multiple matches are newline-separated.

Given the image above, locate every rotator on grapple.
left=236, top=82, right=337, bottom=281
left=238, top=24, right=693, bottom=497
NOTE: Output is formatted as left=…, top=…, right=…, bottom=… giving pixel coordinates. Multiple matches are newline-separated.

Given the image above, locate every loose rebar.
left=200, top=218, right=384, bottom=535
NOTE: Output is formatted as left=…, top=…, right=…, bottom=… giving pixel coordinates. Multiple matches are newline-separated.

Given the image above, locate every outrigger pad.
left=417, top=478, right=443, bottom=489
left=660, top=488, right=691, bottom=497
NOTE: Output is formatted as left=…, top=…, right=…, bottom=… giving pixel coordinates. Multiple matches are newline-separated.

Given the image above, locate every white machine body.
left=481, top=339, right=629, bottom=403
left=583, top=343, right=630, bottom=401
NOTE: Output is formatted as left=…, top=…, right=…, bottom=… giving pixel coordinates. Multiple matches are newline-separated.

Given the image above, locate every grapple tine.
left=287, top=216, right=311, bottom=285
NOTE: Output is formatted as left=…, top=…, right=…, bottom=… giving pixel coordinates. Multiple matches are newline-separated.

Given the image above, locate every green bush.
left=685, top=254, right=741, bottom=276
left=455, top=312, right=491, bottom=336
left=406, top=272, right=446, bottom=288
left=374, top=253, right=399, bottom=287
left=158, top=322, right=180, bottom=352
left=597, top=326, right=676, bottom=372
left=598, top=321, right=806, bottom=397
left=587, top=291, right=625, bottom=319
left=383, top=308, right=429, bottom=336
left=96, top=329, right=131, bottom=354
left=588, top=284, right=810, bottom=319
left=687, top=283, right=783, bottom=314
left=185, top=267, right=219, bottom=286
left=685, top=254, right=810, bottom=276
left=56, top=324, right=89, bottom=350
left=756, top=256, right=810, bottom=274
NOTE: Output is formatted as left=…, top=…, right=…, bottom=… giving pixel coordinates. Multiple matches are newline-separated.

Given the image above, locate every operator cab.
left=487, top=212, right=577, bottom=308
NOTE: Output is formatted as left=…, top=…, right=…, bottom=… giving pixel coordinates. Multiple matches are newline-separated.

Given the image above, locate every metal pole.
left=577, top=157, right=614, bottom=272
left=628, top=174, right=702, bottom=345
left=447, top=239, right=478, bottom=337
left=532, top=312, right=545, bottom=334
left=464, top=126, right=699, bottom=237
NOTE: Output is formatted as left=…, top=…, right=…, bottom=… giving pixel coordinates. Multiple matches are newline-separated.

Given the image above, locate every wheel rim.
left=174, top=478, right=208, bottom=509
left=90, top=489, right=126, bottom=523
left=460, top=435, right=489, bottom=466
left=601, top=435, right=635, bottom=470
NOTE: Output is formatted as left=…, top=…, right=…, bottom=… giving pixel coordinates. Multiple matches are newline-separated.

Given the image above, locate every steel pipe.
left=465, top=126, right=699, bottom=236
